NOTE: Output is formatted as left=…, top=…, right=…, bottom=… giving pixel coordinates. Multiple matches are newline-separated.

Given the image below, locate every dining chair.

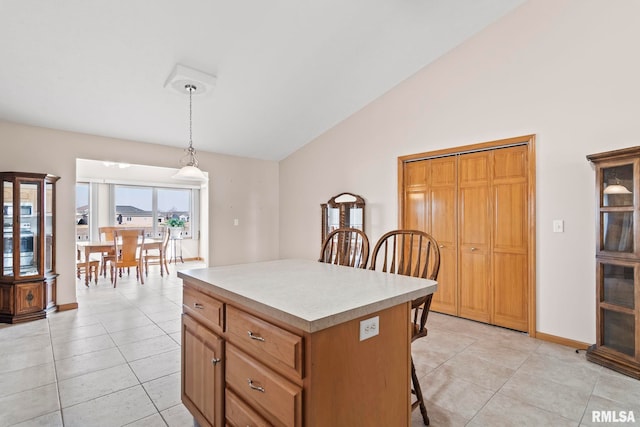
left=98, top=226, right=118, bottom=278
left=111, top=228, right=145, bottom=287
left=369, top=229, right=440, bottom=426
left=76, top=249, right=100, bottom=285
left=144, top=227, right=170, bottom=276
left=318, top=227, right=369, bottom=269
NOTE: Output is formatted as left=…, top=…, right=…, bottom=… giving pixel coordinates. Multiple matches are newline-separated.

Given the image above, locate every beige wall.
left=0, top=120, right=279, bottom=307
left=279, top=0, right=640, bottom=344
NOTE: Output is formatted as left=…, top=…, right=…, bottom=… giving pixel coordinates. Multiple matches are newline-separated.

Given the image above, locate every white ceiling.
left=0, top=0, right=525, bottom=161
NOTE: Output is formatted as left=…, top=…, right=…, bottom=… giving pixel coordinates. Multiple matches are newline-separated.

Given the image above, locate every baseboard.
left=57, top=302, right=79, bottom=312
left=535, top=331, right=590, bottom=350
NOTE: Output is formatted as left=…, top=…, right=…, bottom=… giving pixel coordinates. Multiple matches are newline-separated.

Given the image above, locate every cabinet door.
left=15, top=282, right=45, bottom=314
left=182, top=314, right=224, bottom=427
left=458, top=152, right=491, bottom=323
left=596, top=262, right=637, bottom=358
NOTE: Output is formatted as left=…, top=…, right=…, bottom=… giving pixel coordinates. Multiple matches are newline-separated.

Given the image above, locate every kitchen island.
left=179, top=259, right=437, bottom=427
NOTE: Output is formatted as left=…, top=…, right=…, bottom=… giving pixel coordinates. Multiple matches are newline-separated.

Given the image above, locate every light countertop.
left=178, top=259, right=437, bottom=333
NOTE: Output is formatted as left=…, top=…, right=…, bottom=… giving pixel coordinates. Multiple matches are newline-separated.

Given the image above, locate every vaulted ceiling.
left=0, top=0, right=525, bottom=160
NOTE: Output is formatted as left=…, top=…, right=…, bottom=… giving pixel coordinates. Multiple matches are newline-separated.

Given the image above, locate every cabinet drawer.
left=226, top=306, right=303, bottom=379
left=226, top=389, right=270, bottom=427
left=183, top=286, right=224, bottom=332
left=226, top=345, right=302, bottom=427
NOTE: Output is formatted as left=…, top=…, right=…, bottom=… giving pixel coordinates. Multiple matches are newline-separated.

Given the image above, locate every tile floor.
left=1, top=261, right=639, bottom=426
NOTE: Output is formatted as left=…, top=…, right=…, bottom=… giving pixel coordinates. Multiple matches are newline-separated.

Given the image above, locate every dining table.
left=76, top=238, right=164, bottom=286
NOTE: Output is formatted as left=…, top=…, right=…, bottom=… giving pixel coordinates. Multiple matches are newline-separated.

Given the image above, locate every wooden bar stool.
left=369, top=229, right=441, bottom=426
left=318, top=227, right=369, bottom=269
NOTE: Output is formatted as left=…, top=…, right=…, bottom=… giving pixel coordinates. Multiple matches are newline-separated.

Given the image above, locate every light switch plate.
left=553, top=219, right=564, bottom=233
left=359, top=316, right=379, bottom=341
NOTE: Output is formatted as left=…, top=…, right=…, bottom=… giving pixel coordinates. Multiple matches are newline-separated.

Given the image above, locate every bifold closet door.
left=428, top=157, right=457, bottom=315
left=401, top=144, right=529, bottom=331
left=402, top=158, right=458, bottom=315
left=491, top=146, right=528, bottom=331
left=458, top=152, right=492, bottom=324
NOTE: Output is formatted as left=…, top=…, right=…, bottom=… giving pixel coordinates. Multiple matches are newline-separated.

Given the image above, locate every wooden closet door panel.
left=493, top=146, right=528, bottom=331
left=493, top=183, right=527, bottom=250
left=493, top=146, right=527, bottom=181
left=493, top=253, right=527, bottom=331
left=429, top=157, right=457, bottom=315
left=458, top=152, right=491, bottom=323
left=430, top=187, right=457, bottom=314
left=404, top=161, right=428, bottom=231
left=458, top=185, right=491, bottom=323
left=405, top=190, right=427, bottom=231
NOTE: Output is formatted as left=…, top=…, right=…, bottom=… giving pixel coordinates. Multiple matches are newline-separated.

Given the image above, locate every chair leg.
left=163, top=260, right=170, bottom=276
left=411, top=357, right=429, bottom=426
left=111, top=264, right=118, bottom=288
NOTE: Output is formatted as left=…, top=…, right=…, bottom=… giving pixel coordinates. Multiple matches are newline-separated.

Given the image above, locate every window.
left=113, top=185, right=196, bottom=239
left=114, top=186, right=153, bottom=234
left=76, top=183, right=90, bottom=240
left=158, top=188, right=192, bottom=237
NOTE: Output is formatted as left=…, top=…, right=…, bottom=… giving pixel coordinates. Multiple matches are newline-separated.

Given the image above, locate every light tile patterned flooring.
left=1, top=261, right=639, bottom=426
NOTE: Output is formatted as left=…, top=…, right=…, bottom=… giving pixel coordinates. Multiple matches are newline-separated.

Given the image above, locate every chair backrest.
left=369, top=229, right=441, bottom=340
left=99, top=226, right=119, bottom=242
left=161, top=227, right=171, bottom=251
left=114, top=228, right=144, bottom=264
left=318, top=228, right=369, bottom=269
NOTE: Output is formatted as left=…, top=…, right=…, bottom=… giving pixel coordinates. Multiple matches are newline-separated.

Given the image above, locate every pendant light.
left=603, top=177, right=631, bottom=194
left=173, top=84, right=208, bottom=182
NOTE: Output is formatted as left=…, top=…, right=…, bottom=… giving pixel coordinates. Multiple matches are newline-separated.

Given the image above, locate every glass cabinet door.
left=45, top=181, right=54, bottom=273
left=600, top=164, right=635, bottom=255
left=2, top=179, right=13, bottom=277
left=602, top=164, right=633, bottom=206
left=598, top=262, right=636, bottom=357
left=18, top=180, right=40, bottom=277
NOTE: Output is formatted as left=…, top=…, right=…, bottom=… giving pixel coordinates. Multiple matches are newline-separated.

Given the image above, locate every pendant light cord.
left=187, top=84, right=195, bottom=150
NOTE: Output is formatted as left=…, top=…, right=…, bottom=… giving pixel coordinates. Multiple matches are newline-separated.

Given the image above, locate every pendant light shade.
left=604, top=184, right=632, bottom=194
left=173, top=84, right=208, bottom=182
left=173, top=165, right=207, bottom=181
left=603, top=177, right=631, bottom=194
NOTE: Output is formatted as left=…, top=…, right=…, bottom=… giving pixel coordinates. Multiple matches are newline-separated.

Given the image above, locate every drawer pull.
left=248, top=331, right=265, bottom=342
left=247, top=379, right=265, bottom=393
left=471, top=247, right=477, bottom=251
left=211, top=357, right=221, bottom=365
left=193, top=302, right=204, bottom=309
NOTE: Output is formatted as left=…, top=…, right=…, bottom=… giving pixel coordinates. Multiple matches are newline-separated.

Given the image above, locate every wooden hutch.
left=586, top=148, right=640, bottom=379
left=1, top=172, right=58, bottom=323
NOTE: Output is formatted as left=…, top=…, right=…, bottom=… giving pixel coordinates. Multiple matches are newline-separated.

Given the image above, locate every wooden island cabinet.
left=178, top=259, right=437, bottom=427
